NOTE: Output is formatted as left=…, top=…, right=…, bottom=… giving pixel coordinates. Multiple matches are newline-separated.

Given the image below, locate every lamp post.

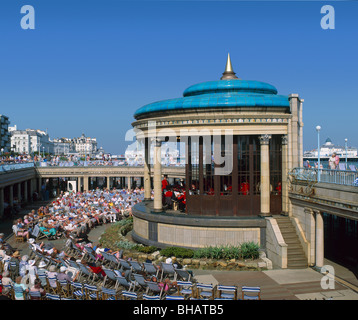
left=42, top=146, right=45, bottom=159
left=316, top=125, right=321, bottom=182
left=345, top=138, right=348, bottom=170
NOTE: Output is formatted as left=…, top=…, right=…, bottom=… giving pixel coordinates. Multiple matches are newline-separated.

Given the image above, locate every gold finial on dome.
left=220, top=53, right=239, bottom=80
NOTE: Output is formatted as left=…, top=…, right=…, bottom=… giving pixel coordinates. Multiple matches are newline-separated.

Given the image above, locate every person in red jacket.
left=177, top=191, right=186, bottom=212
left=162, top=176, right=169, bottom=191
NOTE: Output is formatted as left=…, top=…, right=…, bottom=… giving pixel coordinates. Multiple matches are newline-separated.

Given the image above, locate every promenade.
left=2, top=202, right=358, bottom=301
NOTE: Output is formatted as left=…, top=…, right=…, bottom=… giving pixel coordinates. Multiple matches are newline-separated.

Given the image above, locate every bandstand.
left=131, top=54, right=303, bottom=250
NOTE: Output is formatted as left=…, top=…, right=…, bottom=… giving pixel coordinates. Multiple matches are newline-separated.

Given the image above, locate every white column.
left=153, top=138, right=163, bottom=212
left=83, top=176, right=89, bottom=192
left=144, top=137, right=151, bottom=201
left=281, top=135, right=288, bottom=215
left=315, top=210, right=324, bottom=268
left=259, top=134, right=271, bottom=216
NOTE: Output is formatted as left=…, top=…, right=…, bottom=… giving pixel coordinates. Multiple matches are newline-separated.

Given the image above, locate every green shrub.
left=160, top=247, right=195, bottom=259
left=115, top=240, right=138, bottom=250
left=135, top=245, right=158, bottom=254
left=120, top=224, right=133, bottom=236
left=193, top=242, right=260, bottom=260
left=239, top=242, right=260, bottom=259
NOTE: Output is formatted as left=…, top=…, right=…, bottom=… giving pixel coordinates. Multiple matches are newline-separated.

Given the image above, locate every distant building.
left=53, top=137, right=73, bottom=155
left=0, top=115, right=11, bottom=153
left=304, top=138, right=357, bottom=159
left=73, top=133, right=98, bottom=156
left=10, top=126, right=54, bottom=154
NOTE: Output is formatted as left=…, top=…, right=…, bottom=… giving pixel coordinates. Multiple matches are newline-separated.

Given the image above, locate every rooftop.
left=134, top=55, right=290, bottom=119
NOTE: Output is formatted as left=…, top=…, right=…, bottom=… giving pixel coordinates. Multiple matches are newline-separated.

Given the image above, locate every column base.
left=259, top=212, right=272, bottom=218
left=152, top=208, right=164, bottom=213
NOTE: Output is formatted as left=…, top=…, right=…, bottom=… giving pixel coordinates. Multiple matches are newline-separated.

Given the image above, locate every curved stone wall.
left=132, top=202, right=266, bottom=249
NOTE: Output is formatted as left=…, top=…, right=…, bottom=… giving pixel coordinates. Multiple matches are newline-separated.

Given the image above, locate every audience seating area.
left=1, top=237, right=261, bottom=300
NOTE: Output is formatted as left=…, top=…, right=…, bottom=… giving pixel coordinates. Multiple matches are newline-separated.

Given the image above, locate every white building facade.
left=10, top=127, right=54, bottom=154
left=73, top=133, right=98, bottom=156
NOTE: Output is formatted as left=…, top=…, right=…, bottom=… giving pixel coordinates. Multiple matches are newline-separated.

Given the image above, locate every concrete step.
left=274, top=216, right=308, bottom=269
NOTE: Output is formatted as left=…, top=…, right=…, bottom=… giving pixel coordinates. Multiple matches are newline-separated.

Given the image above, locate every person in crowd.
left=329, top=152, right=338, bottom=170
left=13, top=276, right=29, bottom=300
left=9, top=251, right=20, bottom=281
left=29, top=279, right=46, bottom=300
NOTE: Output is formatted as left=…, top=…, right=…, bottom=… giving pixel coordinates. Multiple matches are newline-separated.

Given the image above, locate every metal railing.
left=0, top=162, right=35, bottom=172
left=289, top=167, right=358, bottom=187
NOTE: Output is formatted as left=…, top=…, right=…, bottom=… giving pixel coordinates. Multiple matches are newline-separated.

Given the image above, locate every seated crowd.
left=11, top=187, right=145, bottom=242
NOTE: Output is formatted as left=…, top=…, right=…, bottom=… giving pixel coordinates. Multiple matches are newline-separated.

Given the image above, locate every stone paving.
left=3, top=202, right=358, bottom=300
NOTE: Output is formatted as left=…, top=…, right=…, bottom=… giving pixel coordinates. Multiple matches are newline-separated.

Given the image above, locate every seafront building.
left=0, top=114, right=11, bottom=153
left=304, top=138, right=358, bottom=159
left=9, top=125, right=54, bottom=155
left=73, top=133, right=98, bottom=157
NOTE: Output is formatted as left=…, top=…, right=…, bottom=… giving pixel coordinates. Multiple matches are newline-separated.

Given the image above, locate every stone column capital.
left=151, top=137, right=165, bottom=147
left=259, top=134, right=272, bottom=145
left=281, top=135, right=288, bottom=145
left=304, top=207, right=314, bottom=215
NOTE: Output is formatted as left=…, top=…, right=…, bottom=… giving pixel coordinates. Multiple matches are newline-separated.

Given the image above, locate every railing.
left=34, top=161, right=185, bottom=168
left=289, top=167, right=358, bottom=187
left=0, top=162, right=35, bottom=172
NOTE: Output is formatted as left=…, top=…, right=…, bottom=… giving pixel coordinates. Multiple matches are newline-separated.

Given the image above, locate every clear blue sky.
left=0, top=1, right=357, bottom=154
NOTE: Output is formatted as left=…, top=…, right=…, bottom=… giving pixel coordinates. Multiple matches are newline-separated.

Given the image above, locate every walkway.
left=4, top=204, right=358, bottom=300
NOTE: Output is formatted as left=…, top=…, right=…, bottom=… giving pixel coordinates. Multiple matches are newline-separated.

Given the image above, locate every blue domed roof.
left=183, top=80, right=278, bottom=97
left=134, top=79, right=289, bottom=119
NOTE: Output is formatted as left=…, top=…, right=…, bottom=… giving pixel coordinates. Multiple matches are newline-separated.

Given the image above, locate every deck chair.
left=119, top=259, right=132, bottom=272
left=121, top=290, right=138, bottom=300
left=129, top=260, right=143, bottom=273
left=176, top=280, right=195, bottom=299
left=196, top=283, right=216, bottom=300
left=133, top=273, right=148, bottom=291
left=216, top=285, right=238, bottom=300
left=143, top=262, right=160, bottom=278
left=70, top=281, right=85, bottom=300
left=46, top=293, right=61, bottom=300
left=115, top=274, right=135, bottom=291
left=349, top=165, right=356, bottom=171
left=241, top=286, right=261, bottom=300
left=175, top=268, right=192, bottom=281
left=77, top=263, right=99, bottom=284
left=67, top=259, right=81, bottom=272
left=160, top=263, right=176, bottom=281
left=165, top=295, right=185, bottom=300
left=339, top=163, right=346, bottom=171
left=83, top=246, right=98, bottom=263
left=28, top=290, right=43, bottom=300
left=102, top=268, right=120, bottom=288
left=47, top=275, right=58, bottom=294
left=142, top=294, right=161, bottom=300
left=100, top=251, right=117, bottom=268
left=84, top=283, right=101, bottom=300
left=32, top=224, right=45, bottom=240
left=100, top=286, right=120, bottom=300
left=57, top=280, right=71, bottom=298
left=145, top=281, right=164, bottom=299
left=36, top=269, right=48, bottom=288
